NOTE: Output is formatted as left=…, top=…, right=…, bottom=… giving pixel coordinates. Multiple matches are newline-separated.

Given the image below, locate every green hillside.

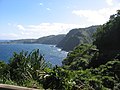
left=57, top=25, right=99, bottom=51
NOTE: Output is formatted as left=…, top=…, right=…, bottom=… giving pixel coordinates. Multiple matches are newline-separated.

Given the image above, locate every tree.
left=8, top=49, right=49, bottom=85
left=94, top=10, right=120, bottom=52
left=93, top=10, right=120, bottom=65
left=62, top=44, right=99, bottom=70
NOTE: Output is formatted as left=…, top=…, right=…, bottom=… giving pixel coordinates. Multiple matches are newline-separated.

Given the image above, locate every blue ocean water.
left=0, top=44, right=67, bottom=66
left=0, top=40, right=10, bottom=42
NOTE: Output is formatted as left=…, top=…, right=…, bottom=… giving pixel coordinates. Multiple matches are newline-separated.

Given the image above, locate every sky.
left=0, top=0, right=120, bottom=40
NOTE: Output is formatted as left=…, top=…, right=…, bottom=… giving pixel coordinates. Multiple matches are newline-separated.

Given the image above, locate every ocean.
left=0, top=44, right=68, bottom=66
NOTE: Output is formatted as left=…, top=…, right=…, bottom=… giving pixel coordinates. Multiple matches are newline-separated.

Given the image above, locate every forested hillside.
left=60, top=10, right=120, bottom=89
left=57, top=26, right=99, bottom=51
left=43, top=10, right=120, bottom=89
left=35, top=34, right=65, bottom=45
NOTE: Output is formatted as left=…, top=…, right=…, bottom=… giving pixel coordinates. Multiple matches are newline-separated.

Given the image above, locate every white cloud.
left=39, top=3, right=43, bottom=6
left=17, top=25, right=25, bottom=30
left=46, top=8, right=51, bottom=11
left=8, top=23, right=11, bottom=26
left=26, top=23, right=83, bottom=33
left=105, top=0, right=113, bottom=6
left=119, top=3, right=120, bottom=6
left=72, top=7, right=119, bottom=25
left=15, top=23, right=83, bottom=39
left=0, top=33, right=18, bottom=40
left=66, top=6, right=70, bottom=9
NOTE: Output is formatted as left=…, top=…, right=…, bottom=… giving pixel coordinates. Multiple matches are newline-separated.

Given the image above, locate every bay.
left=0, top=44, right=67, bottom=66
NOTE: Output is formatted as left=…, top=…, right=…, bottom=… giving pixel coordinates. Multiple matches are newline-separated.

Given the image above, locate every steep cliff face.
left=57, top=26, right=99, bottom=51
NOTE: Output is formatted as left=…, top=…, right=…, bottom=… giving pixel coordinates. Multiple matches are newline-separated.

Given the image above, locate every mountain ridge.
left=56, top=25, right=99, bottom=51
left=0, top=34, right=65, bottom=45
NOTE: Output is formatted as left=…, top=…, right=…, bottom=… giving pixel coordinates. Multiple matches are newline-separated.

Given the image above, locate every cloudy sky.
left=0, top=0, right=120, bottom=40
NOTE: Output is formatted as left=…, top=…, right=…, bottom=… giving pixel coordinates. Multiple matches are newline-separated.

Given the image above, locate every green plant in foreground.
left=0, top=49, right=51, bottom=89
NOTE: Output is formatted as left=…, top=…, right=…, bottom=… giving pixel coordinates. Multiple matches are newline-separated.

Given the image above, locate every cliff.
left=57, top=25, right=99, bottom=51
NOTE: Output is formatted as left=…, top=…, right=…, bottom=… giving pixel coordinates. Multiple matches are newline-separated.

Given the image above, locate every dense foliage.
left=62, top=44, right=99, bottom=70
left=93, top=10, right=120, bottom=66
left=43, top=10, right=120, bottom=89
left=0, top=49, right=51, bottom=89
left=94, top=10, right=120, bottom=52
